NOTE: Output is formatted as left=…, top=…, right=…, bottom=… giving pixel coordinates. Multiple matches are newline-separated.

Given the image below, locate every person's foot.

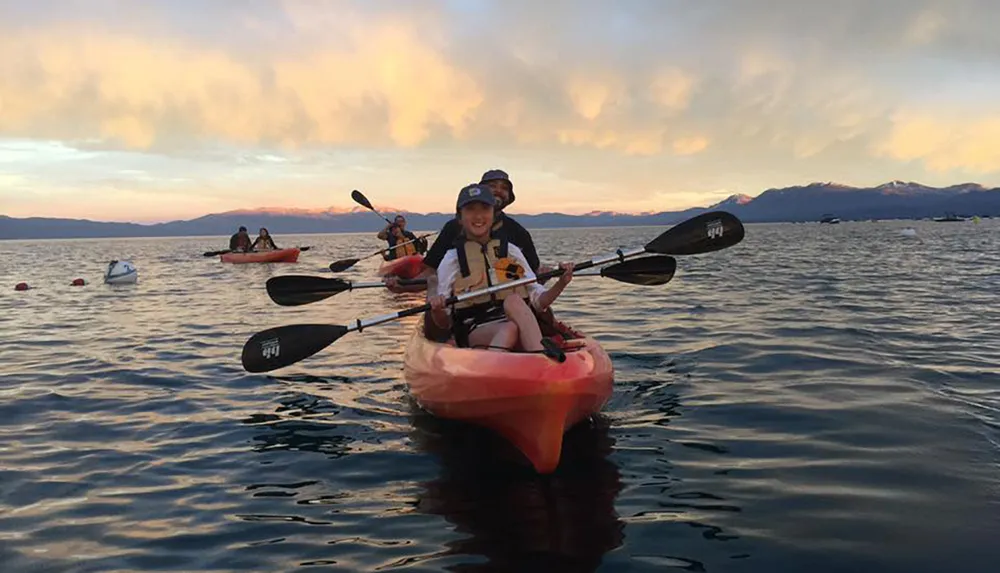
left=540, top=337, right=566, bottom=362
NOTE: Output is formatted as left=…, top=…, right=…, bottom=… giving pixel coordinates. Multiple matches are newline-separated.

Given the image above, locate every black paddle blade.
left=351, top=190, right=374, bottom=211
left=645, top=211, right=745, bottom=255
left=203, top=249, right=229, bottom=257
left=601, top=255, right=677, bottom=285
left=241, top=324, right=348, bottom=373
left=266, top=275, right=351, bottom=306
left=329, top=258, right=360, bottom=272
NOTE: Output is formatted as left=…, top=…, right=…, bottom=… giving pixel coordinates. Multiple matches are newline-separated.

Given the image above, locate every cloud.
left=875, top=111, right=1000, bottom=173
left=4, top=0, right=1000, bottom=221
left=0, top=0, right=931, bottom=158
left=0, top=21, right=485, bottom=149
left=673, top=136, right=709, bottom=155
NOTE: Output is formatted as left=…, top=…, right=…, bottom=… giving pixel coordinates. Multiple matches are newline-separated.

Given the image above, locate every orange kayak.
left=403, top=317, right=614, bottom=473
left=378, top=254, right=425, bottom=279
left=221, top=247, right=300, bottom=264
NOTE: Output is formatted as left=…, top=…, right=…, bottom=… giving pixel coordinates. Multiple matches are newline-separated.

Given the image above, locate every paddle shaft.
left=243, top=210, right=743, bottom=371
left=375, top=232, right=434, bottom=254
left=341, top=268, right=613, bottom=290
left=340, top=246, right=645, bottom=334
left=353, top=189, right=395, bottom=226
left=351, top=189, right=430, bottom=254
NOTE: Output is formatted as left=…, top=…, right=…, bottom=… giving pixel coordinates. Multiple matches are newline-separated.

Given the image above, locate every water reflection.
left=241, top=380, right=352, bottom=459
left=407, top=402, right=626, bottom=572
left=239, top=381, right=626, bottom=572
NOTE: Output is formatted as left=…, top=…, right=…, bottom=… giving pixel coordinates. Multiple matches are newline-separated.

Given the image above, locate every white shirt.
left=436, top=242, right=546, bottom=308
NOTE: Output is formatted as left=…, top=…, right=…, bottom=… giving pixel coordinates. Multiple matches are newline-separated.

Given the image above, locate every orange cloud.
left=0, top=20, right=708, bottom=158
left=875, top=111, right=1000, bottom=173
left=672, top=136, right=709, bottom=155
left=566, top=75, right=621, bottom=121
left=0, top=23, right=483, bottom=149
left=649, top=68, right=697, bottom=112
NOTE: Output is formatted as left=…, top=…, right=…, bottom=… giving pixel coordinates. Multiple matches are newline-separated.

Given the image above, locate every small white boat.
left=105, top=260, right=138, bottom=284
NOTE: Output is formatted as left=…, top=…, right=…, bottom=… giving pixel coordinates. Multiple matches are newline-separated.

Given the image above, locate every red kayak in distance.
left=403, top=317, right=614, bottom=474
left=221, top=248, right=300, bottom=264
left=378, top=254, right=425, bottom=279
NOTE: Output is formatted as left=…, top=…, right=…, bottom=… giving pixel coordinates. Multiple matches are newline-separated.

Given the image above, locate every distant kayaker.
left=427, top=183, right=573, bottom=352
left=229, top=226, right=252, bottom=252
left=250, top=227, right=278, bottom=251
left=377, top=215, right=427, bottom=260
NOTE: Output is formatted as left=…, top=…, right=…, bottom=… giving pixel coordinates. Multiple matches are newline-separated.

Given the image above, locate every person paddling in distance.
left=250, top=227, right=279, bottom=251
left=427, top=183, right=573, bottom=352
left=377, top=215, right=427, bottom=260
left=229, top=226, right=252, bottom=253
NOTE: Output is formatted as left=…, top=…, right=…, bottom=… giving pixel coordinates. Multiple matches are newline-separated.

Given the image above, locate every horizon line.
left=2, top=178, right=993, bottom=225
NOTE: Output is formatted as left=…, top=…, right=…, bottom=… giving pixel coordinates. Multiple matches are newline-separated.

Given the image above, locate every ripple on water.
left=1, top=225, right=1000, bottom=572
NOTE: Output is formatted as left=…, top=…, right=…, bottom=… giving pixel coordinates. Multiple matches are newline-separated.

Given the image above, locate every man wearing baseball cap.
left=422, top=168, right=541, bottom=273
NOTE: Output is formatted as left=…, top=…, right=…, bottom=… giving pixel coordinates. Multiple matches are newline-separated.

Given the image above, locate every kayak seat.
left=421, top=307, right=587, bottom=353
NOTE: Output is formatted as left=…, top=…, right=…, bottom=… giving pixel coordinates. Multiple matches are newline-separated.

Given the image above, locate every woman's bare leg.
left=503, top=296, right=544, bottom=352
left=468, top=321, right=518, bottom=351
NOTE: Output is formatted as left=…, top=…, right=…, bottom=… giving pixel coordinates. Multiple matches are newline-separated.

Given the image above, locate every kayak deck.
left=403, top=316, right=614, bottom=473
left=221, top=247, right=300, bottom=264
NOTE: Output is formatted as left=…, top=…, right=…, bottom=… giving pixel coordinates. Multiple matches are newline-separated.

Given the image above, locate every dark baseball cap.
left=456, top=183, right=496, bottom=210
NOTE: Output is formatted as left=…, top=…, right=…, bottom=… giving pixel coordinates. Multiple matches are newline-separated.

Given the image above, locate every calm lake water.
left=1, top=220, right=999, bottom=572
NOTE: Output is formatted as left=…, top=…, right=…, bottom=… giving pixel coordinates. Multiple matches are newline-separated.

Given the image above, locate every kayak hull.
left=378, top=254, right=424, bottom=279
left=221, top=248, right=300, bottom=264
left=403, top=318, right=614, bottom=473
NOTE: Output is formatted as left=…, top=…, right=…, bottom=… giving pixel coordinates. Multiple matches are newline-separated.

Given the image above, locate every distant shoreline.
left=2, top=218, right=988, bottom=242
left=4, top=179, right=998, bottom=240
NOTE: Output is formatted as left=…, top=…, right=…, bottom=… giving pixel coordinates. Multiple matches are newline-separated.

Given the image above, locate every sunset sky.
left=2, top=0, right=1000, bottom=222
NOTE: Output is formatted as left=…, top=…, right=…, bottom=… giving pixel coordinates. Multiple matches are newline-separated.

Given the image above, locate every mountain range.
left=2, top=180, right=998, bottom=240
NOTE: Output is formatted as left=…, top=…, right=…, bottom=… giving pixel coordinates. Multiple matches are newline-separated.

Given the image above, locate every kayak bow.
left=403, top=317, right=613, bottom=473
left=378, top=254, right=425, bottom=279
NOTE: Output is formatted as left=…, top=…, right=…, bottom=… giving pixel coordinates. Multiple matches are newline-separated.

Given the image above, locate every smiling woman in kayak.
left=427, top=183, right=573, bottom=353
left=250, top=228, right=278, bottom=251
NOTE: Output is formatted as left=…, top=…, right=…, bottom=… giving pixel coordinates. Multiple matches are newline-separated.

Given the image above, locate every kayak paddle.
left=241, top=211, right=743, bottom=372
left=327, top=189, right=434, bottom=272
left=203, top=246, right=313, bottom=258
left=328, top=232, right=436, bottom=272
left=268, top=255, right=678, bottom=306
left=352, top=189, right=396, bottom=227
left=643, top=211, right=744, bottom=255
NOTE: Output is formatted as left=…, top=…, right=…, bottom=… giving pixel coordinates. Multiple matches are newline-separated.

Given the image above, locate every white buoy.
left=900, top=228, right=917, bottom=237
left=104, top=260, right=138, bottom=284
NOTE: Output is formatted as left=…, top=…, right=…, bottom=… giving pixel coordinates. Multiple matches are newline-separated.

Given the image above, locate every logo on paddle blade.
left=261, top=337, right=280, bottom=359
left=706, top=219, right=724, bottom=239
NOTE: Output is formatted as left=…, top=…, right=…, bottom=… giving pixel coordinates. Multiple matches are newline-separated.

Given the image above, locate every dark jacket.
left=229, top=232, right=252, bottom=252
left=423, top=213, right=539, bottom=272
